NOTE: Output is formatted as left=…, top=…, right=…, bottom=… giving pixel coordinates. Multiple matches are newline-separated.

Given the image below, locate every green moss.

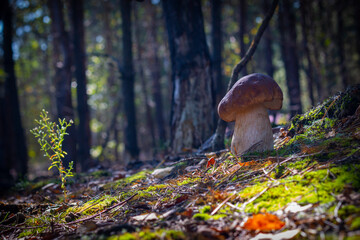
left=338, top=205, right=360, bottom=219
left=177, top=177, right=201, bottom=186
left=193, top=212, right=226, bottom=221
left=105, top=170, right=150, bottom=190
left=199, top=205, right=211, bottom=214
left=108, top=233, right=136, bottom=240
left=67, top=194, right=118, bottom=215
left=236, top=165, right=360, bottom=213
left=90, top=170, right=111, bottom=178
left=350, top=217, right=360, bottom=230
left=108, top=229, right=186, bottom=240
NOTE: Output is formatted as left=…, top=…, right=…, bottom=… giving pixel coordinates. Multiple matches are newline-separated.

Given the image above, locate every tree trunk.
left=48, top=0, right=77, bottom=170
left=211, top=0, right=224, bottom=106
left=262, top=0, right=276, bottom=120
left=134, top=3, right=156, bottom=156
left=336, top=0, right=348, bottom=90
left=147, top=2, right=167, bottom=149
left=278, top=0, right=302, bottom=117
left=0, top=0, right=28, bottom=186
left=356, top=0, right=360, bottom=68
left=1, top=0, right=28, bottom=180
left=238, top=0, right=247, bottom=76
left=307, top=1, right=323, bottom=101
left=319, top=0, right=336, bottom=97
left=300, top=0, right=315, bottom=106
left=103, top=0, right=120, bottom=162
left=69, top=0, right=92, bottom=171
left=162, top=0, right=215, bottom=153
left=120, top=0, right=139, bottom=159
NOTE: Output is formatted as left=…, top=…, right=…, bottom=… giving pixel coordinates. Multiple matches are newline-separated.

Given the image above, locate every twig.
left=0, top=223, right=47, bottom=230
left=66, top=193, right=137, bottom=225
left=321, top=95, right=341, bottom=121
left=210, top=194, right=235, bottom=216
left=239, top=182, right=279, bottom=212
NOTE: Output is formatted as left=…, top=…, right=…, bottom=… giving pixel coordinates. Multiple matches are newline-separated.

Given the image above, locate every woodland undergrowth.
left=1, top=86, right=360, bottom=239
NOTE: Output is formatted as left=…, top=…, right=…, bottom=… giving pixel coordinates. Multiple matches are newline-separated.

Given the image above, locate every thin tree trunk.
left=212, top=0, right=279, bottom=151
left=48, top=0, right=77, bottom=170
left=103, top=0, right=120, bottom=161
left=134, top=3, right=156, bottom=156
left=238, top=0, right=247, bottom=76
left=147, top=2, right=167, bottom=148
left=356, top=0, right=360, bottom=68
left=300, top=0, right=315, bottom=106
left=211, top=0, right=224, bottom=106
left=120, top=0, right=139, bottom=159
left=69, top=0, right=92, bottom=171
left=262, top=0, right=276, bottom=121
left=319, top=0, right=335, bottom=97
left=162, top=0, right=215, bottom=153
left=307, top=1, right=323, bottom=101
left=278, top=0, right=302, bottom=117
left=336, top=0, right=348, bottom=90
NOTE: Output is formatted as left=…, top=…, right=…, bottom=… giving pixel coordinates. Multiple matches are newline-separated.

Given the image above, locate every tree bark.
left=69, top=0, right=92, bottom=171
left=0, top=0, right=28, bottom=185
left=211, top=0, right=224, bottom=106
left=120, top=0, right=139, bottom=159
left=278, top=0, right=302, bottom=117
left=162, top=0, right=215, bottom=153
left=212, top=0, right=279, bottom=151
left=48, top=0, right=77, bottom=169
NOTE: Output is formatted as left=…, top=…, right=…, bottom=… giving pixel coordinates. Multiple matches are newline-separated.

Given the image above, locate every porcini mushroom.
left=218, top=73, right=283, bottom=155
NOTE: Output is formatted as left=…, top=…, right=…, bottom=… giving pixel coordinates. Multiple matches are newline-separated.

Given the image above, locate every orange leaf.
left=238, top=160, right=257, bottom=167
left=206, top=157, right=215, bottom=168
left=243, top=213, right=285, bottom=232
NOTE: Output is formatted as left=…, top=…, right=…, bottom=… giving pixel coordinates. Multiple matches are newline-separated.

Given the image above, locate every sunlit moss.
left=177, top=177, right=201, bottom=186
left=104, top=170, right=150, bottom=190
left=237, top=165, right=360, bottom=213
left=193, top=212, right=226, bottom=221
left=107, top=229, right=186, bottom=240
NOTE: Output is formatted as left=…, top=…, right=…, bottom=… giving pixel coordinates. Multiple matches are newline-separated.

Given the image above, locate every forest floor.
left=1, top=86, right=360, bottom=240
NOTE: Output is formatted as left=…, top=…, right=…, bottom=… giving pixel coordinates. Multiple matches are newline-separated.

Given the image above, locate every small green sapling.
left=30, top=109, right=74, bottom=202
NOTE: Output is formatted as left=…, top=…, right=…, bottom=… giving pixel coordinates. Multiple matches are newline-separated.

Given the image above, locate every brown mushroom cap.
left=218, top=73, right=283, bottom=122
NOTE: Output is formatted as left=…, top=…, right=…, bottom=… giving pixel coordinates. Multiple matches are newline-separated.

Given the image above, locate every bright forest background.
left=1, top=0, right=359, bottom=185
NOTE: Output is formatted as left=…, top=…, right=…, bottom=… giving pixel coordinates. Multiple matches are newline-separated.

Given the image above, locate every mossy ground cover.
left=1, top=87, right=360, bottom=239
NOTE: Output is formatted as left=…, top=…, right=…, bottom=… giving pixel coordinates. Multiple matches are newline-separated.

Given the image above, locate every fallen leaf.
left=238, top=160, right=257, bottom=167
left=243, top=213, right=285, bottom=232
left=250, top=229, right=300, bottom=240
left=131, top=213, right=158, bottom=221
left=284, top=202, right=312, bottom=214
left=206, top=157, right=215, bottom=168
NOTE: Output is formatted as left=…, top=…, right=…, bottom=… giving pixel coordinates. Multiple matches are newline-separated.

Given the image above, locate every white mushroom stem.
left=231, top=104, right=274, bottom=155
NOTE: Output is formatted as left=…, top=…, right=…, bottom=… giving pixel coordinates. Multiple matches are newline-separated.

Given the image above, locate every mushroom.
left=218, top=73, right=283, bottom=155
